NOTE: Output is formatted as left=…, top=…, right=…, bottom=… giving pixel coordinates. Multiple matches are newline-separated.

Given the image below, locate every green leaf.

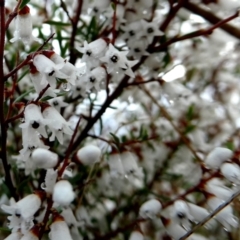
left=19, top=0, right=30, bottom=9
left=44, top=20, right=71, bottom=27
left=110, top=132, right=120, bottom=145
left=14, top=87, right=34, bottom=102
left=184, top=124, right=196, bottom=134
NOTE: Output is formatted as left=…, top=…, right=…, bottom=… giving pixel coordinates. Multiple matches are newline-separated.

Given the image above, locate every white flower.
left=52, top=180, right=75, bottom=206
left=4, top=232, right=22, bottom=240
left=33, top=54, right=67, bottom=89
left=76, top=145, right=101, bottom=166
left=42, top=106, right=73, bottom=144
left=29, top=62, right=56, bottom=98
left=20, top=104, right=47, bottom=138
left=207, top=195, right=238, bottom=231
left=20, top=226, right=39, bottom=240
left=48, top=97, right=68, bottom=112
left=10, top=5, right=40, bottom=45
left=83, top=67, right=106, bottom=92
left=77, top=39, right=107, bottom=68
left=129, top=231, right=144, bottom=240
left=43, top=50, right=78, bottom=86
left=108, top=153, right=125, bottom=178
left=31, top=148, right=58, bottom=169
left=1, top=193, right=43, bottom=221
left=205, top=179, right=235, bottom=201
left=161, top=216, right=189, bottom=240
left=49, top=213, right=73, bottom=240
left=204, top=147, right=233, bottom=169
left=170, top=200, right=193, bottom=230
left=220, top=162, right=240, bottom=184
left=139, top=199, right=162, bottom=219
left=141, top=19, right=164, bottom=44
left=120, top=152, right=143, bottom=179
left=43, top=169, right=58, bottom=193
left=100, top=44, right=138, bottom=78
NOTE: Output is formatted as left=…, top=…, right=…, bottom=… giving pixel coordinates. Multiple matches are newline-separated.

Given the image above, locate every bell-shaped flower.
left=31, top=148, right=58, bottom=170
left=205, top=179, right=235, bottom=201
left=19, top=127, right=49, bottom=160
left=170, top=200, right=193, bottom=231
left=20, top=225, right=39, bottom=240
left=161, top=216, right=188, bottom=240
left=4, top=232, right=22, bottom=240
left=108, top=153, right=125, bottom=178
left=139, top=199, right=162, bottom=219
left=77, top=39, right=107, bottom=68
left=20, top=104, right=47, bottom=138
left=129, top=231, right=144, bottom=240
left=221, top=162, right=240, bottom=184
left=204, top=147, right=233, bottom=169
left=42, top=106, right=73, bottom=144
left=33, top=54, right=67, bottom=89
left=141, top=19, right=164, bottom=44
left=187, top=202, right=212, bottom=224
left=207, top=195, right=238, bottom=231
left=29, top=62, right=56, bottom=98
left=100, top=44, right=138, bottom=78
left=42, top=50, right=77, bottom=86
left=49, top=213, right=73, bottom=240
left=76, top=145, right=101, bottom=166
left=48, top=96, right=68, bottom=112
left=121, top=21, right=143, bottom=41
left=52, top=180, right=75, bottom=206
left=83, top=67, right=106, bottom=93
left=1, top=192, right=44, bottom=221
left=43, top=168, right=58, bottom=193
left=120, top=151, right=143, bottom=179
left=10, top=6, right=40, bottom=45
left=127, top=39, right=149, bottom=59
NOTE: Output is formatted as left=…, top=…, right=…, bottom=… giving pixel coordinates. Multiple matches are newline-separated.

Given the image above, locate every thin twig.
left=179, top=189, right=240, bottom=240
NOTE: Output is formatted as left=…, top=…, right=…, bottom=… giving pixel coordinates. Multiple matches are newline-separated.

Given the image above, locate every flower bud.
left=76, top=145, right=101, bottom=166
left=220, top=162, right=240, bottom=184
left=205, top=147, right=233, bottom=169
left=129, top=231, right=144, bottom=240
left=49, top=213, right=73, bottom=240
left=31, top=148, right=58, bottom=169
left=52, top=180, right=75, bottom=206
left=139, top=199, right=162, bottom=219
left=4, top=232, right=22, bottom=240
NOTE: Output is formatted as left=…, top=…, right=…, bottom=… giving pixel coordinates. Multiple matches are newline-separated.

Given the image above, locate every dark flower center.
left=31, top=121, right=40, bottom=129
left=177, top=212, right=186, bottom=219
left=111, top=55, right=118, bottom=63
left=48, top=70, right=55, bottom=76
left=86, top=50, right=92, bottom=56
left=53, top=101, right=58, bottom=106
left=134, top=48, right=140, bottom=52
left=129, top=30, right=135, bottom=36
left=147, top=27, right=154, bottom=33
left=89, top=77, right=96, bottom=83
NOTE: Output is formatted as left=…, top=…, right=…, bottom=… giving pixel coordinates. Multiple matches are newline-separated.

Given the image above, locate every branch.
left=5, top=0, right=22, bottom=29
left=183, top=1, right=240, bottom=39
left=0, top=0, right=18, bottom=200
left=152, top=9, right=240, bottom=52
left=69, top=0, right=83, bottom=64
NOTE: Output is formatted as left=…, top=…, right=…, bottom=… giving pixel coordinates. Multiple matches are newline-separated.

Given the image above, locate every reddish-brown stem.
left=111, top=0, right=117, bottom=44
left=183, top=1, right=240, bottom=39
left=5, top=0, right=22, bottom=29
left=69, top=0, right=83, bottom=64
left=0, top=0, right=18, bottom=200
left=4, top=33, right=55, bottom=81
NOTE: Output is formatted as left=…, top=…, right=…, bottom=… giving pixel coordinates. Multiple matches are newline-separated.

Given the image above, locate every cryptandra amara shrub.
left=1, top=0, right=240, bottom=239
